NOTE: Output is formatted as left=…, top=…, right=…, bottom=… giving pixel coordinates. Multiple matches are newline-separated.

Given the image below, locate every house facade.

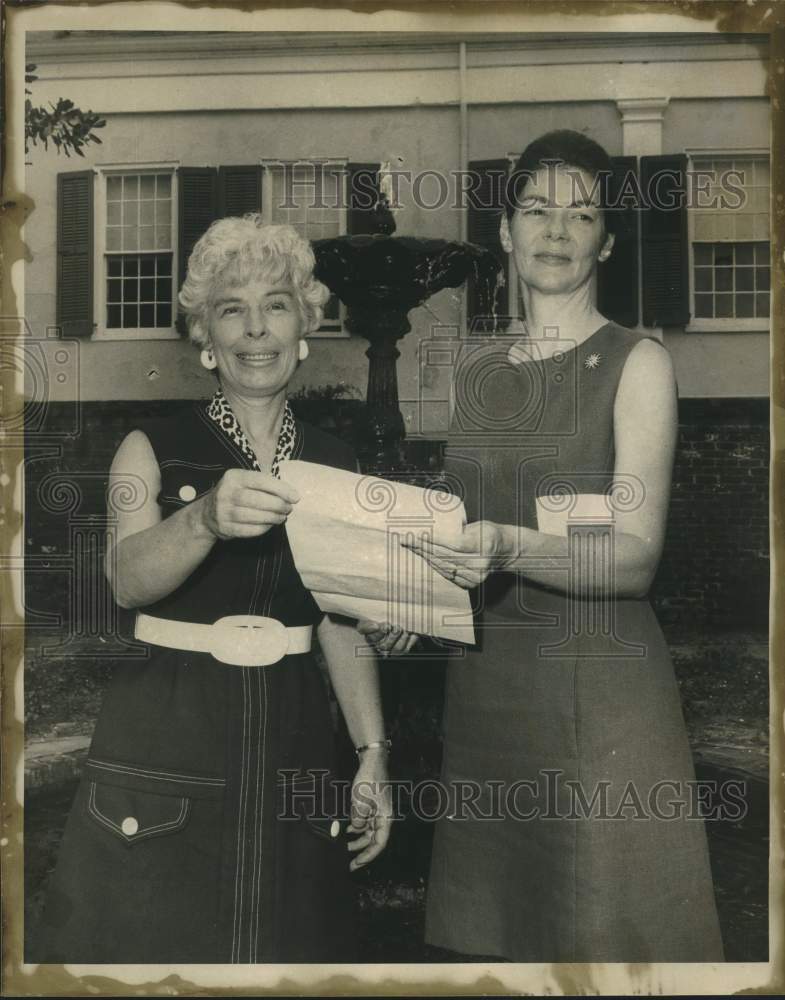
left=23, top=29, right=771, bottom=633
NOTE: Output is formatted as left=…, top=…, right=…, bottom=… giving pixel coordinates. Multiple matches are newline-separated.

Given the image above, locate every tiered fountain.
left=312, top=197, right=502, bottom=472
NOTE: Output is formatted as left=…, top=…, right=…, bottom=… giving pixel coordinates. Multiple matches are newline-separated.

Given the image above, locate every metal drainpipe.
left=459, top=41, right=468, bottom=334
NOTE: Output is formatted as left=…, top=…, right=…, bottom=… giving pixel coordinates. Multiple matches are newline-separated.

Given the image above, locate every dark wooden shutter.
left=640, top=154, right=690, bottom=327
left=56, top=170, right=94, bottom=337
left=466, top=158, right=508, bottom=333
left=346, top=163, right=380, bottom=234
left=218, top=165, right=262, bottom=217
left=597, top=155, right=640, bottom=329
left=177, top=167, right=219, bottom=333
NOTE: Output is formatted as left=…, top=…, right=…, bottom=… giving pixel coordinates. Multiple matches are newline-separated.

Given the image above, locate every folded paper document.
left=280, top=460, right=475, bottom=644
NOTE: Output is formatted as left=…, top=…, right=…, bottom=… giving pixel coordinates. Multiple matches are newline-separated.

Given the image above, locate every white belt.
left=135, top=613, right=313, bottom=667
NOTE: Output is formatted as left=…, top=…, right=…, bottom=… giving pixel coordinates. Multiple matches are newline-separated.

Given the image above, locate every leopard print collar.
left=206, top=389, right=296, bottom=477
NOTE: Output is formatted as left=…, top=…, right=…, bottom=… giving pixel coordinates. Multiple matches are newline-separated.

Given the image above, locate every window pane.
left=754, top=242, right=769, bottom=264
left=694, top=294, right=713, bottom=318
left=157, top=303, right=172, bottom=327
left=753, top=187, right=768, bottom=212
left=756, top=293, right=770, bottom=317
left=735, top=243, right=754, bottom=265
left=693, top=244, right=712, bottom=266
left=715, top=267, right=732, bottom=292
left=141, top=201, right=154, bottom=225
left=124, top=258, right=139, bottom=276
left=123, top=228, right=139, bottom=252
left=139, top=226, right=156, bottom=251
left=139, top=304, right=156, bottom=327
left=106, top=228, right=121, bottom=251
left=736, top=268, right=754, bottom=292
left=157, top=201, right=171, bottom=227
left=123, top=176, right=139, bottom=199
left=140, top=175, right=155, bottom=199
left=122, top=201, right=137, bottom=226
left=107, top=279, right=122, bottom=303
left=107, top=175, right=122, bottom=200
left=755, top=267, right=770, bottom=292
left=157, top=256, right=172, bottom=276
left=107, top=202, right=121, bottom=226
left=713, top=245, right=733, bottom=267
left=140, top=278, right=155, bottom=301
left=155, top=228, right=171, bottom=250
left=156, top=175, right=171, bottom=198
left=715, top=293, right=733, bottom=318
left=123, top=305, right=138, bottom=327
left=140, top=256, right=156, bottom=277
left=269, top=163, right=345, bottom=245
left=735, top=293, right=754, bottom=318
left=107, top=304, right=122, bottom=328
left=754, top=159, right=770, bottom=186
left=156, top=277, right=171, bottom=300
left=694, top=268, right=713, bottom=292
left=123, top=277, right=138, bottom=300
left=107, top=257, right=122, bottom=277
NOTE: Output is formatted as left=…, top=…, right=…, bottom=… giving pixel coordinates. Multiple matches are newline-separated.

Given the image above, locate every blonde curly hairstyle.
left=178, top=215, right=330, bottom=347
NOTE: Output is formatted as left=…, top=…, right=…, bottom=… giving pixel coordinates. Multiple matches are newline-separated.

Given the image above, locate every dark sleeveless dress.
left=425, top=323, right=724, bottom=962
left=35, top=397, right=358, bottom=964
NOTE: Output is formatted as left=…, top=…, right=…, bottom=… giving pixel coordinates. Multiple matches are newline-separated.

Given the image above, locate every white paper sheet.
left=535, top=493, right=613, bottom=537
left=280, top=460, right=475, bottom=644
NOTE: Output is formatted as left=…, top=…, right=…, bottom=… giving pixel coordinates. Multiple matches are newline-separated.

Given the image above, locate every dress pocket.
left=83, top=757, right=226, bottom=847
left=87, top=780, right=190, bottom=845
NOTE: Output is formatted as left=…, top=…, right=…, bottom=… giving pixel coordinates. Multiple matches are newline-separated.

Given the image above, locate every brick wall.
left=651, top=399, right=769, bottom=635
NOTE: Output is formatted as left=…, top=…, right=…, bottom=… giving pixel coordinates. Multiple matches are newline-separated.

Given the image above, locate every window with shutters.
left=687, top=152, right=770, bottom=331
left=94, top=165, right=179, bottom=340
left=261, top=160, right=348, bottom=335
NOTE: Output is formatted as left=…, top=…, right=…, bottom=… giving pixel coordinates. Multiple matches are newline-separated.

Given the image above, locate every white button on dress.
left=330, top=820, right=341, bottom=839
left=179, top=485, right=197, bottom=502
left=121, top=816, right=139, bottom=836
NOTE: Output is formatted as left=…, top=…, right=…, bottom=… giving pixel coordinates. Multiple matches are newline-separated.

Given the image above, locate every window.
left=688, top=153, right=770, bottom=330
left=262, top=161, right=348, bottom=335
left=56, top=160, right=377, bottom=341
left=95, top=166, right=179, bottom=340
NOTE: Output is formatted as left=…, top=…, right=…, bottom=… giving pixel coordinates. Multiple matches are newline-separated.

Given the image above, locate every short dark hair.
left=503, top=129, right=616, bottom=234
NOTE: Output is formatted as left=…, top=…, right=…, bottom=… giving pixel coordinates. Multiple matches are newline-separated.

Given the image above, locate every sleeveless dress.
left=425, top=323, right=724, bottom=962
left=35, top=392, right=358, bottom=964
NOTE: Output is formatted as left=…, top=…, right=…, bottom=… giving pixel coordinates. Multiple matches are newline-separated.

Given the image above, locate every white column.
left=617, top=97, right=669, bottom=158
left=616, top=98, right=669, bottom=338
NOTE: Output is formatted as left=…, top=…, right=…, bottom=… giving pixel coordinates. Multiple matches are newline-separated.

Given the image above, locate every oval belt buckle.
left=210, top=615, right=290, bottom=667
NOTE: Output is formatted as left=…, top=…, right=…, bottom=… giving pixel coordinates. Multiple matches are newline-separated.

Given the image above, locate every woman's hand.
left=347, top=750, right=393, bottom=871
left=403, top=520, right=510, bottom=589
left=196, top=469, right=300, bottom=540
left=357, top=620, right=419, bottom=657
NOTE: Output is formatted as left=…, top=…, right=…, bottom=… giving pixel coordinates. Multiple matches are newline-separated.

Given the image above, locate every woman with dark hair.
left=363, top=130, right=723, bottom=962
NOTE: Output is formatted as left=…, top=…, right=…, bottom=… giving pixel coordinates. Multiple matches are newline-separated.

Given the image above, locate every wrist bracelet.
left=355, top=739, right=392, bottom=756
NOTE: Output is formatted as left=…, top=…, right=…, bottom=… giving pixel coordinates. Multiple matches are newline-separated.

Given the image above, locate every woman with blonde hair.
left=37, top=218, right=390, bottom=964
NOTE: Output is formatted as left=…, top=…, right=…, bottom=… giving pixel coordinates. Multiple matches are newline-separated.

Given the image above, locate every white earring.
left=200, top=348, right=217, bottom=371
left=298, top=339, right=309, bottom=361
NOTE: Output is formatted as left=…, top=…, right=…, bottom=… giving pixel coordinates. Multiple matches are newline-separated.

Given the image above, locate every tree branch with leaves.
left=25, top=63, right=106, bottom=158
